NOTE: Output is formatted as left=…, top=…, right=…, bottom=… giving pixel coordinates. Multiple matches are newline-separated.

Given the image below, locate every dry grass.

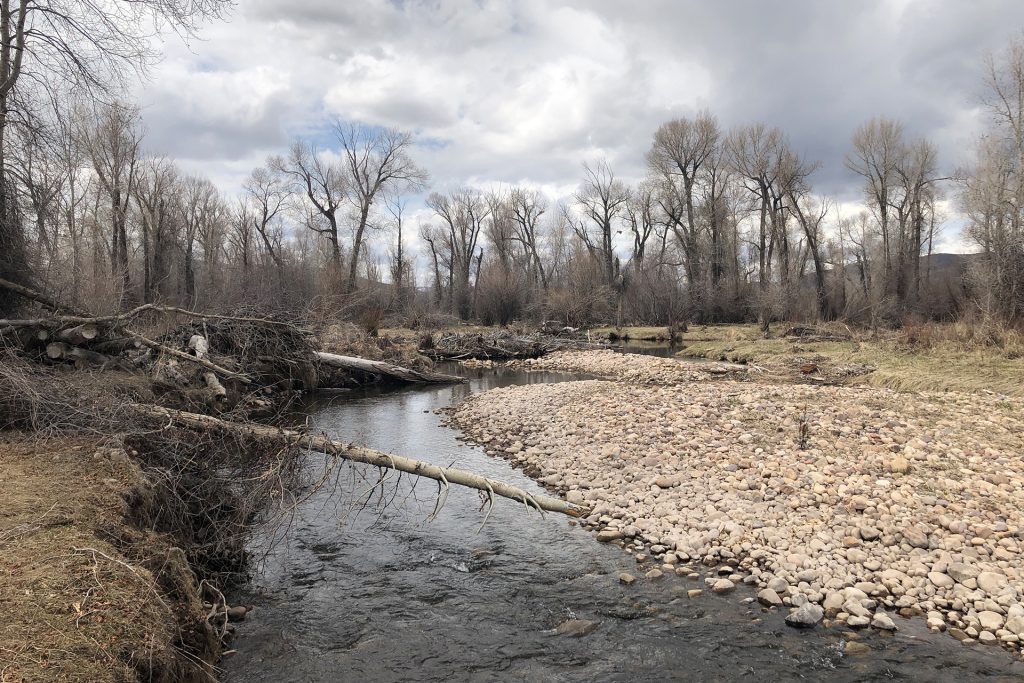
left=0, top=435, right=211, bottom=682
left=677, top=322, right=1024, bottom=397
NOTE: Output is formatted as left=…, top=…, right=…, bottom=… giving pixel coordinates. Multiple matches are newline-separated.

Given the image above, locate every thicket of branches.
left=2, top=8, right=1023, bottom=331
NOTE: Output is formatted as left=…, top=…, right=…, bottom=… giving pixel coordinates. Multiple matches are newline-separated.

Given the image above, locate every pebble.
left=618, top=572, right=636, bottom=585
left=712, top=579, right=735, bottom=594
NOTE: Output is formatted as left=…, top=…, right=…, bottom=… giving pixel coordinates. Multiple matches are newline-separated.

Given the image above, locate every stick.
left=137, top=405, right=587, bottom=518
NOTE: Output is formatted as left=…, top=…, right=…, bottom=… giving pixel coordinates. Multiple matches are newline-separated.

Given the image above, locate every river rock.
left=844, top=641, right=871, bottom=655
left=227, top=605, right=248, bottom=622
left=928, top=572, right=954, bottom=589
left=767, top=577, right=789, bottom=593
left=785, top=603, right=824, bottom=629
left=712, top=579, right=735, bottom=594
left=946, top=563, right=979, bottom=584
left=871, top=613, right=897, bottom=631
left=619, top=572, right=636, bottom=585
left=757, top=588, right=783, bottom=607
left=597, top=529, right=624, bottom=542
left=978, top=611, right=1003, bottom=631
left=555, top=619, right=600, bottom=637
left=977, top=571, right=1008, bottom=594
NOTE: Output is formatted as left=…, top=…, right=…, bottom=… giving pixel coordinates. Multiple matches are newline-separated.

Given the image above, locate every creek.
left=222, top=361, right=1024, bottom=682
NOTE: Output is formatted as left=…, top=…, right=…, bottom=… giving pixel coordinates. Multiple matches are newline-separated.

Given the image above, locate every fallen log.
left=315, top=351, right=464, bottom=384
left=188, top=334, right=228, bottom=402
left=46, top=341, right=115, bottom=368
left=58, top=323, right=99, bottom=346
left=0, top=276, right=91, bottom=316
left=137, top=405, right=587, bottom=518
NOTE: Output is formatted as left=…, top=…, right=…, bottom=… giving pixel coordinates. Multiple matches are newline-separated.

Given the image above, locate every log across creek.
left=138, top=405, right=587, bottom=518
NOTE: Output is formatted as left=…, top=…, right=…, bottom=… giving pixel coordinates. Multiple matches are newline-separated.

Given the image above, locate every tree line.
left=1, top=7, right=1022, bottom=330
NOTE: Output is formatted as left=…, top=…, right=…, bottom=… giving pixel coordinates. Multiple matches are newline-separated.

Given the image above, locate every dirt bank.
left=0, top=433, right=220, bottom=682
left=449, top=351, right=1024, bottom=655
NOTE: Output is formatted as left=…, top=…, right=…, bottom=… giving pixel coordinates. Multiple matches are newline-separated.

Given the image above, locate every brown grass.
left=0, top=435, right=213, bottom=682
left=676, top=322, right=1024, bottom=396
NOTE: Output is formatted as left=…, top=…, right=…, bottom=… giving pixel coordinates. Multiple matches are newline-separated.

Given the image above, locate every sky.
left=135, top=0, right=1024, bottom=255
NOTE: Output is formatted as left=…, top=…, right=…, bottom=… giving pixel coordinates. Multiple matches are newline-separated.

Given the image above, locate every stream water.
left=222, top=362, right=1024, bottom=682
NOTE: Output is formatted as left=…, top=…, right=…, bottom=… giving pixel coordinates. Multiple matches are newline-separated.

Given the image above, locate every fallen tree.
left=315, top=351, right=464, bottom=384
left=137, top=404, right=588, bottom=519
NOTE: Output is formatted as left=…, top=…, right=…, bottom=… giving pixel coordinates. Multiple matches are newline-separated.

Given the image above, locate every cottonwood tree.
left=647, top=113, right=721, bottom=308
left=427, top=188, right=488, bottom=318
left=80, top=102, right=141, bottom=303
left=273, top=141, right=347, bottom=269
left=243, top=166, right=288, bottom=271
left=567, top=159, right=630, bottom=285
left=335, top=123, right=427, bottom=292
left=508, top=187, right=548, bottom=290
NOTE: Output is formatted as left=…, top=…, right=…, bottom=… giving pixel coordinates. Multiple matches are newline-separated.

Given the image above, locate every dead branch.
left=0, top=276, right=91, bottom=316
left=137, top=404, right=588, bottom=518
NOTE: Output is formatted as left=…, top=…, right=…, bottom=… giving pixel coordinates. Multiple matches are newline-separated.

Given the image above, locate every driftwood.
left=138, top=405, right=587, bottom=518
left=315, top=351, right=464, bottom=384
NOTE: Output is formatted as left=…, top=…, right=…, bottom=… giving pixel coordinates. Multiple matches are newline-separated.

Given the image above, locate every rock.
left=978, top=610, right=1004, bottom=631
left=566, top=490, right=585, bottom=505
left=946, top=563, right=979, bottom=584
left=844, top=641, right=871, bottom=655
left=758, top=589, right=783, bottom=607
left=687, top=589, right=703, bottom=598
left=928, top=572, right=954, bottom=589
left=871, top=613, right=897, bottom=631
left=767, top=577, right=789, bottom=593
left=785, top=603, right=824, bottom=629
left=948, top=628, right=971, bottom=642
left=654, top=476, right=678, bottom=489
left=978, top=631, right=998, bottom=645
left=847, top=616, right=870, bottom=628
left=888, top=456, right=910, bottom=474
left=646, top=568, right=664, bottom=580
left=227, top=605, right=248, bottom=622
left=618, top=572, right=636, bottom=585
left=1005, top=614, right=1024, bottom=636
left=555, top=619, right=600, bottom=637
left=597, top=529, right=624, bottom=543
left=823, top=592, right=845, bottom=615
left=859, top=526, right=881, bottom=542
left=712, top=579, right=735, bottom=594
left=903, top=528, right=929, bottom=549
left=846, top=548, right=868, bottom=563
left=977, top=571, right=1008, bottom=594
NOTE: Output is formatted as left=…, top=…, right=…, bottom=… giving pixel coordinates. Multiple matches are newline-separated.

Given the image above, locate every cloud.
left=134, top=0, right=1024, bottom=255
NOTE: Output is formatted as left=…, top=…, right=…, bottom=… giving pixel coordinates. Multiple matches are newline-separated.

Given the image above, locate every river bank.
left=449, top=350, right=1024, bottom=656
left=0, top=432, right=222, bottom=681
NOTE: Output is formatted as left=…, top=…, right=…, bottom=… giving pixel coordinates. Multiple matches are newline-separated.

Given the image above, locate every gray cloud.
left=135, top=0, right=1024, bottom=250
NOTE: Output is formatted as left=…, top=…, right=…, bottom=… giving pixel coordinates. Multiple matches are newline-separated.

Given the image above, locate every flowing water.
left=222, top=362, right=1024, bottom=682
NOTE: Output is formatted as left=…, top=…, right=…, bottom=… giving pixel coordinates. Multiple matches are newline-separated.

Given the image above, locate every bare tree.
left=567, top=159, right=630, bottom=285
left=427, top=188, right=488, bottom=318
left=334, top=123, right=427, bottom=291
left=81, top=102, right=141, bottom=302
left=243, top=165, right=287, bottom=271
left=273, top=141, right=346, bottom=269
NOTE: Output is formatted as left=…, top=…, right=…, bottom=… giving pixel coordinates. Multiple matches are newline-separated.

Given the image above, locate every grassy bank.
left=0, top=434, right=218, bottom=682
left=676, top=322, right=1024, bottom=397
